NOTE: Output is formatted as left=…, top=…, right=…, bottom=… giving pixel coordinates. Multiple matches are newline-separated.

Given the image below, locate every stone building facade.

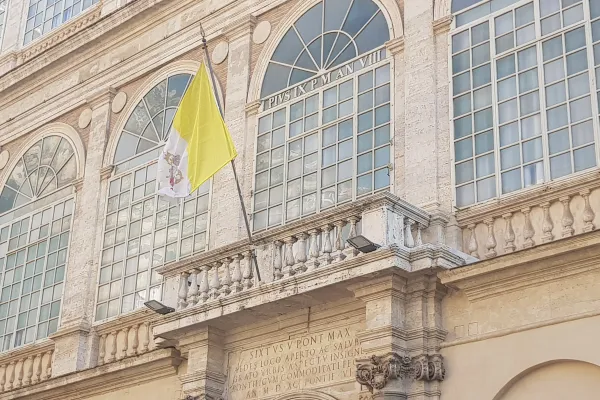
left=0, top=0, right=598, bottom=399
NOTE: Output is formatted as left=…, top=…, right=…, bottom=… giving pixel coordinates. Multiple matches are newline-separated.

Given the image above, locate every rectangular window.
left=451, top=0, right=598, bottom=207
left=96, top=162, right=211, bottom=321
left=253, top=62, right=392, bottom=231
left=23, top=0, right=99, bottom=45
left=0, top=197, right=73, bottom=351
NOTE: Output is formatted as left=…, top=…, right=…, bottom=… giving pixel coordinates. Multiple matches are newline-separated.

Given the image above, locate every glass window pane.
left=546, top=81, right=567, bottom=107
left=502, top=168, right=522, bottom=193
left=550, top=152, right=572, bottom=178
left=496, top=33, right=515, bottom=54
left=472, top=22, right=490, bottom=45
left=475, top=131, right=494, bottom=154
left=498, top=77, right=517, bottom=101
left=572, top=120, right=594, bottom=147
left=516, top=25, right=535, bottom=46
left=570, top=96, right=591, bottom=122
left=497, top=55, right=516, bottom=79
left=455, top=138, right=473, bottom=162
left=543, top=36, right=563, bottom=62
left=574, top=145, right=596, bottom=171
left=568, top=72, right=590, bottom=98
left=521, top=114, right=542, bottom=139
left=456, top=161, right=474, bottom=185
left=518, top=47, right=537, bottom=71
left=566, top=50, right=588, bottom=76
left=500, top=122, right=519, bottom=146
left=472, top=43, right=490, bottom=66
left=473, top=64, right=492, bottom=87
left=501, top=145, right=521, bottom=170
left=495, top=12, right=514, bottom=36
left=565, top=27, right=586, bottom=52
left=547, top=104, right=569, bottom=130
left=549, top=128, right=570, bottom=154
left=499, top=99, right=518, bottom=123
left=477, top=177, right=496, bottom=201
left=456, top=183, right=475, bottom=207
left=453, top=51, right=471, bottom=74
left=523, top=161, right=544, bottom=187
left=541, top=14, right=561, bottom=36
left=454, top=72, right=471, bottom=95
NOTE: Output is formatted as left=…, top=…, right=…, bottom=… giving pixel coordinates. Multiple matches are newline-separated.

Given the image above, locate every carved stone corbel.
left=356, top=353, right=445, bottom=393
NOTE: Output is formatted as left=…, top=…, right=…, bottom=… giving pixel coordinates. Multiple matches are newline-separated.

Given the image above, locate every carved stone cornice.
left=73, top=177, right=85, bottom=193
left=356, top=353, right=445, bottom=393
left=385, top=37, right=404, bottom=55
left=433, top=15, right=453, bottom=35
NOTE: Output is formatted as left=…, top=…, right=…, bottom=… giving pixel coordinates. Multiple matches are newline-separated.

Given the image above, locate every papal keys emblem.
left=163, top=151, right=184, bottom=188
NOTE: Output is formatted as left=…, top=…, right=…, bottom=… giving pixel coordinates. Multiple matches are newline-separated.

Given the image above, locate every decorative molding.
left=19, top=6, right=103, bottom=64
left=111, top=91, right=128, bottom=114
left=440, top=230, right=600, bottom=301
left=0, top=340, right=54, bottom=367
left=78, top=108, right=93, bottom=129
left=0, top=150, right=9, bottom=169
left=49, top=319, right=91, bottom=340
left=356, top=353, right=445, bottom=393
left=86, top=87, right=117, bottom=109
left=224, top=15, right=257, bottom=41
left=92, top=308, right=157, bottom=336
left=211, top=41, right=229, bottom=65
left=245, top=100, right=261, bottom=116
left=100, top=165, right=114, bottom=180
left=433, top=15, right=453, bottom=35
left=385, top=37, right=404, bottom=55
left=252, top=20, right=271, bottom=44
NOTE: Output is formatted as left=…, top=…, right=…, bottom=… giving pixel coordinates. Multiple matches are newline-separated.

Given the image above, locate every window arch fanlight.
left=260, top=0, right=391, bottom=98
left=0, top=134, right=78, bottom=351
left=253, top=0, right=392, bottom=231
left=96, top=72, right=212, bottom=321
left=450, top=0, right=600, bottom=208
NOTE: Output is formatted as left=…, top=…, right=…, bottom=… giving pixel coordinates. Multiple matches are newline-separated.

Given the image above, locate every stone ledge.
left=0, top=348, right=182, bottom=400
left=0, top=340, right=54, bottom=366
left=153, top=244, right=466, bottom=341
left=439, top=230, right=600, bottom=301
left=92, top=307, right=158, bottom=336
left=455, top=168, right=600, bottom=226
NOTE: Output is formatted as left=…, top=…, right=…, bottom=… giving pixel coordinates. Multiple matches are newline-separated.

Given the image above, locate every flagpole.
left=199, top=23, right=262, bottom=282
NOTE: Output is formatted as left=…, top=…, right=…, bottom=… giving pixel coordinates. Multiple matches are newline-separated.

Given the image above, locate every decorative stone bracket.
left=356, top=353, right=445, bottom=393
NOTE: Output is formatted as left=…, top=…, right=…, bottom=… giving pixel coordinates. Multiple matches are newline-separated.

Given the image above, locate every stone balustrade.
left=158, top=192, right=433, bottom=311
left=457, top=174, right=600, bottom=260
left=0, top=340, right=54, bottom=392
left=93, top=309, right=156, bottom=367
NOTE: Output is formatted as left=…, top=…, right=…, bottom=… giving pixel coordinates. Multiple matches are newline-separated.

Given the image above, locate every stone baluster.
left=15, top=358, right=23, bottom=388
left=319, top=225, right=333, bottom=266
left=344, top=216, right=360, bottom=258
left=108, top=331, right=117, bottom=363
left=44, top=350, right=53, bottom=379
left=283, top=237, right=296, bottom=277
left=140, top=323, right=150, bottom=353
left=467, top=224, right=478, bottom=257
left=187, top=269, right=200, bottom=307
left=503, top=213, right=516, bottom=253
left=98, top=333, right=107, bottom=366
left=209, top=262, right=221, bottom=300
left=120, top=327, right=130, bottom=360
left=22, top=356, right=33, bottom=386
left=242, top=251, right=254, bottom=290
left=332, top=221, right=346, bottom=262
left=405, top=218, right=415, bottom=248
left=32, top=354, right=41, bottom=384
left=231, top=255, right=243, bottom=293
left=294, top=233, right=308, bottom=274
left=0, top=364, right=6, bottom=391
left=305, top=229, right=320, bottom=272
left=199, top=266, right=209, bottom=303
left=5, top=361, right=14, bottom=390
left=220, top=258, right=232, bottom=297
left=38, top=354, right=48, bottom=381
left=415, top=223, right=423, bottom=247
left=272, top=241, right=283, bottom=280
left=541, top=202, right=554, bottom=243
left=131, top=324, right=139, bottom=356
left=484, top=218, right=497, bottom=258
left=522, top=207, right=535, bottom=248
left=177, top=272, right=190, bottom=310
left=581, top=189, right=595, bottom=232
left=560, top=196, right=574, bottom=238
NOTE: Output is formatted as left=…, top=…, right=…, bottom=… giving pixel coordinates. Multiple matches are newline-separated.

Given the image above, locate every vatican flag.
left=157, top=64, right=237, bottom=198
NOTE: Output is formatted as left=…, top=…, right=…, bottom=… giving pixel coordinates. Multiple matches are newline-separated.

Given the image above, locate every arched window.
left=451, top=0, right=600, bottom=207
left=253, top=0, right=392, bottom=231
left=0, top=135, right=78, bottom=350
left=24, top=0, right=99, bottom=44
left=96, top=73, right=212, bottom=321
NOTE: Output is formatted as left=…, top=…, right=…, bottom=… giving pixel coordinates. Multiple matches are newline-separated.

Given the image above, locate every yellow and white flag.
left=157, top=64, right=237, bottom=198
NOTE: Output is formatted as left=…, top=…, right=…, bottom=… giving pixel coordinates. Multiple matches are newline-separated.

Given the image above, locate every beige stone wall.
left=84, top=374, right=183, bottom=400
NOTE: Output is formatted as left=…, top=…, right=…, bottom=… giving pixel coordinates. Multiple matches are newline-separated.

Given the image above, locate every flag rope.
left=199, top=22, right=262, bottom=282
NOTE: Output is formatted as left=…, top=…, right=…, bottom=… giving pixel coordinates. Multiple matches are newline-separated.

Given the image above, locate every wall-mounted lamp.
left=144, top=300, right=175, bottom=315
left=346, top=235, right=380, bottom=253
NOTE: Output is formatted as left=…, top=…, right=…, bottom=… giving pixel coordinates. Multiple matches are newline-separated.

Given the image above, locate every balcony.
left=153, top=192, right=469, bottom=340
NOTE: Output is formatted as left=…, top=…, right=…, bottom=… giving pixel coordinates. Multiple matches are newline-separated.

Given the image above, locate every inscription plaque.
left=227, top=327, right=362, bottom=399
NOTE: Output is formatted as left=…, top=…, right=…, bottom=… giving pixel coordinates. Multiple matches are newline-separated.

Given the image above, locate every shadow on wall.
left=493, top=360, right=600, bottom=400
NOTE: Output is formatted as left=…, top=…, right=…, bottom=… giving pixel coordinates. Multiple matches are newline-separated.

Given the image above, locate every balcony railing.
left=0, top=340, right=54, bottom=392
left=93, top=309, right=158, bottom=367
left=158, top=192, right=435, bottom=311
left=457, top=171, right=600, bottom=260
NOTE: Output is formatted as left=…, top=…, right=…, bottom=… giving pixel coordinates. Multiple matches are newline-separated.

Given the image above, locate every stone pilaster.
left=51, top=88, right=115, bottom=376
left=403, top=0, right=439, bottom=208
left=179, top=327, right=226, bottom=399
left=0, top=0, right=27, bottom=54
left=350, top=271, right=447, bottom=399
left=208, top=17, right=256, bottom=249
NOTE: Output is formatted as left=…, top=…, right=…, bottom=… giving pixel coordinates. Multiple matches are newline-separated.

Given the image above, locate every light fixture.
left=144, top=300, right=175, bottom=315
left=346, top=235, right=380, bottom=253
